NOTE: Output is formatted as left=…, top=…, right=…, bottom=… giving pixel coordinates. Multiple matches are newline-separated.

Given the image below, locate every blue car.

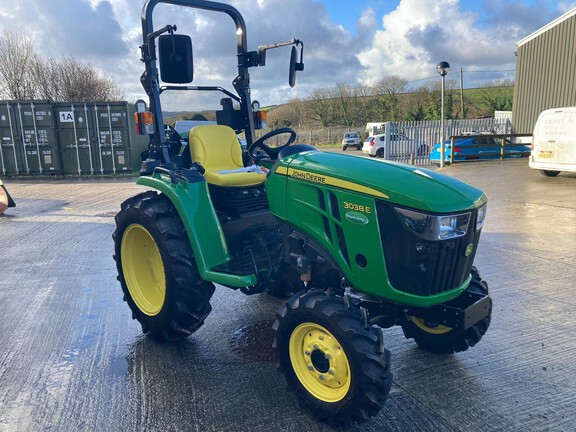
left=430, top=136, right=531, bottom=165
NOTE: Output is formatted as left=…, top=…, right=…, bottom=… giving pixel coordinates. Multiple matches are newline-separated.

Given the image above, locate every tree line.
left=0, top=29, right=123, bottom=102
left=267, top=77, right=513, bottom=129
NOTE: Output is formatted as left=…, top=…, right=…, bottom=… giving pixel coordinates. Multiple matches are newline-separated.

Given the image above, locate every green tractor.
left=113, top=0, right=492, bottom=424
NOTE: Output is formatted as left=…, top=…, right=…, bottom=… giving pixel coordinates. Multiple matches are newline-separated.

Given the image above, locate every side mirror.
left=288, top=45, right=304, bottom=88
left=158, top=34, right=193, bottom=83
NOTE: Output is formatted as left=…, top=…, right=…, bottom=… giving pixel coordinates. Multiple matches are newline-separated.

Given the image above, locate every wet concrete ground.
left=1, top=159, right=575, bottom=431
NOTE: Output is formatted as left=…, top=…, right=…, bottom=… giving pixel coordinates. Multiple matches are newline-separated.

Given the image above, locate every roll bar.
left=140, top=0, right=254, bottom=164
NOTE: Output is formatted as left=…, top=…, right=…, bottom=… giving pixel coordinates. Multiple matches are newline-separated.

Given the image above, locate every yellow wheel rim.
left=411, top=317, right=452, bottom=335
left=121, top=224, right=166, bottom=316
left=289, top=323, right=351, bottom=403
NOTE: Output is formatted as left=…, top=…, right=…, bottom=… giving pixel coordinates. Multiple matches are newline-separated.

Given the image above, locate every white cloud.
left=1, top=0, right=574, bottom=110
left=359, top=0, right=503, bottom=86
left=357, top=0, right=575, bottom=89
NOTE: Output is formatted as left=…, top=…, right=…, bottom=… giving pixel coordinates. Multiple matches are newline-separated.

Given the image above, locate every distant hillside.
left=160, top=86, right=512, bottom=129
left=163, top=110, right=217, bottom=126
left=266, top=85, right=513, bottom=128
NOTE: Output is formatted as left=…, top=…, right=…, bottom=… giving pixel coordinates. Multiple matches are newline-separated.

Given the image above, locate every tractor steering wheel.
left=248, top=128, right=297, bottom=160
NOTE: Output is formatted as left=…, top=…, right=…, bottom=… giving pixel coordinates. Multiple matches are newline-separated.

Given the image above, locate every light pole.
left=436, top=61, right=450, bottom=167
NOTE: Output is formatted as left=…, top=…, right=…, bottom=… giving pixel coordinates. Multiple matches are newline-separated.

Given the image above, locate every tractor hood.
left=271, top=150, right=486, bottom=213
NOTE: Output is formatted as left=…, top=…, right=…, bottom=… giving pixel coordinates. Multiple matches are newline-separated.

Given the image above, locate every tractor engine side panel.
left=267, top=162, right=396, bottom=300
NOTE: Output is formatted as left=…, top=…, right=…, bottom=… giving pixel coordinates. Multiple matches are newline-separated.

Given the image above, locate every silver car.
left=342, top=132, right=362, bottom=150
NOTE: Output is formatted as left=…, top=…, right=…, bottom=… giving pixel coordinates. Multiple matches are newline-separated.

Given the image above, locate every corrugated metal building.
left=513, top=8, right=576, bottom=135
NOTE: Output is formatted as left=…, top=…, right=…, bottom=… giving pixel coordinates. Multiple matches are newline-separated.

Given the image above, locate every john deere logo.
left=345, top=211, right=369, bottom=225
left=465, top=243, right=474, bottom=257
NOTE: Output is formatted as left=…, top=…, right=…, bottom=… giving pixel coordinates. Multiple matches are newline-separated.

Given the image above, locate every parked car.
left=341, top=131, right=362, bottom=150
left=362, top=133, right=428, bottom=158
left=430, top=136, right=531, bottom=165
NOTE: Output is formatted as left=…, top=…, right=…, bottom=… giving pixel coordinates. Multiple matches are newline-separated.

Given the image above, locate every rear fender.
left=136, top=174, right=257, bottom=287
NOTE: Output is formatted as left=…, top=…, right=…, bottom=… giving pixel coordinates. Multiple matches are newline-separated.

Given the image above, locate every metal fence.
left=257, top=118, right=513, bottom=166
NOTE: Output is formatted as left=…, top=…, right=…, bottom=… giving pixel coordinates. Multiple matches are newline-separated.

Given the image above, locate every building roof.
left=517, top=7, right=576, bottom=47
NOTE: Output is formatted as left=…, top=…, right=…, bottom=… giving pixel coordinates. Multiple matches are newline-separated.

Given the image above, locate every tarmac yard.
left=1, top=159, right=575, bottom=431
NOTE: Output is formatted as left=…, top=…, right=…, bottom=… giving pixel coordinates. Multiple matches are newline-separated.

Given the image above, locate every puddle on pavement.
left=230, top=319, right=276, bottom=362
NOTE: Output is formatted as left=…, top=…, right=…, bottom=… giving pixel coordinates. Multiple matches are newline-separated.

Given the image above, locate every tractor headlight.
left=394, top=207, right=471, bottom=241
left=476, top=203, right=487, bottom=230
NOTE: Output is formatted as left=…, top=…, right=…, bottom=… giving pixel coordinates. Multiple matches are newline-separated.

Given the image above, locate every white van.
left=530, top=107, right=576, bottom=177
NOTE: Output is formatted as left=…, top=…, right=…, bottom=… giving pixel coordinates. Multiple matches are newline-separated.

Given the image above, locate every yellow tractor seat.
left=188, top=125, right=266, bottom=187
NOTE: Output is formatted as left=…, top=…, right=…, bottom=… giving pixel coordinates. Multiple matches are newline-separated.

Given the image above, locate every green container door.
left=95, top=102, right=130, bottom=129
left=97, top=146, right=133, bottom=173
left=55, top=103, right=97, bottom=175
left=17, top=101, right=60, bottom=175
left=0, top=102, right=23, bottom=175
left=92, top=103, right=134, bottom=173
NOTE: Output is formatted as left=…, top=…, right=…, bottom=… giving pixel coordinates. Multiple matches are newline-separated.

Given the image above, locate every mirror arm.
left=146, top=24, right=177, bottom=43
left=257, top=38, right=300, bottom=67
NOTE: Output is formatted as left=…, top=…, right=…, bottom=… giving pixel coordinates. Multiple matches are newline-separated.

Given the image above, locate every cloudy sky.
left=1, top=0, right=574, bottom=110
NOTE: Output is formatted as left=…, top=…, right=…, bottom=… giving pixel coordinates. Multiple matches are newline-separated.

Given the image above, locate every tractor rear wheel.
left=113, top=191, right=215, bottom=340
left=273, top=289, right=392, bottom=424
left=401, top=267, right=491, bottom=354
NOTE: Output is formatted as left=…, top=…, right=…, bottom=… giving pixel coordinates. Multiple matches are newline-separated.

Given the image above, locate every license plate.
left=538, top=151, right=554, bottom=159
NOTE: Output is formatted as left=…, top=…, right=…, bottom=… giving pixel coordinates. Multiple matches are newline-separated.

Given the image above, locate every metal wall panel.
left=514, top=14, right=576, bottom=134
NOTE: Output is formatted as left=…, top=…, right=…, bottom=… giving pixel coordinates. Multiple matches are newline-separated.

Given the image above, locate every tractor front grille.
left=376, top=201, right=480, bottom=296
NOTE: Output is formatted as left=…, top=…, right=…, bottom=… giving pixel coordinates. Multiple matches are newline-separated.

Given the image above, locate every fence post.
left=384, top=122, right=391, bottom=159
left=414, top=129, right=420, bottom=159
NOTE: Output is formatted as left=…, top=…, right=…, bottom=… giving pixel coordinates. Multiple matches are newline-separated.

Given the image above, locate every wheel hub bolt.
left=319, top=375, right=325, bottom=381
left=313, top=345, right=319, bottom=350
left=325, top=353, right=330, bottom=360
left=305, top=350, right=311, bottom=356
left=328, top=369, right=334, bottom=375
left=308, top=365, right=314, bottom=371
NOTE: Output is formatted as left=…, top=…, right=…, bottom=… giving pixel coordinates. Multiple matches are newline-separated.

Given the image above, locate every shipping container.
left=55, top=102, right=147, bottom=175
left=18, top=101, right=60, bottom=174
left=0, top=100, right=147, bottom=176
left=93, top=103, right=132, bottom=173
left=0, top=102, right=22, bottom=175
left=54, top=102, right=97, bottom=175
left=0, top=100, right=61, bottom=175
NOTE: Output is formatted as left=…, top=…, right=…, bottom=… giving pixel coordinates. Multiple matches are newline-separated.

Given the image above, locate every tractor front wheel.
left=113, top=191, right=215, bottom=340
left=401, top=267, right=491, bottom=354
left=273, top=289, right=392, bottom=424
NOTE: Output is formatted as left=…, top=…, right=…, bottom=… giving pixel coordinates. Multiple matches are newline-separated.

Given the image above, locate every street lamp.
left=436, top=61, right=450, bottom=167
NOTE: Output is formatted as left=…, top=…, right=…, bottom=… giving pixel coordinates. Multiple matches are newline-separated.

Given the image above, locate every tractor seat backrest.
left=188, top=125, right=265, bottom=187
